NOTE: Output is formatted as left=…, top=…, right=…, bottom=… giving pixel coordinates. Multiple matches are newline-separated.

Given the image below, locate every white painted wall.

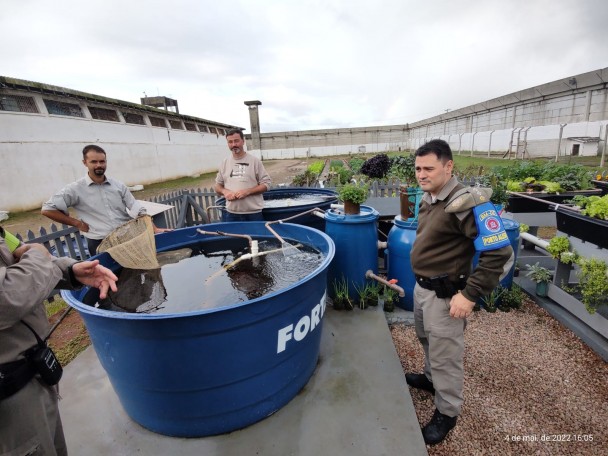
left=0, top=110, right=228, bottom=212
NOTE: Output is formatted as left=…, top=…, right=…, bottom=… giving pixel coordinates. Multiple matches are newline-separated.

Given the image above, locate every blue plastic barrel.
left=61, top=222, right=335, bottom=437
left=216, top=187, right=338, bottom=231
left=386, top=217, right=418, bottom=311
left=324, top=205, right=379, bottom=301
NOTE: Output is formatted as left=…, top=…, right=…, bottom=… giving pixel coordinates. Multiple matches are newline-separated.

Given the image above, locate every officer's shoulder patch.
left=445, top=187, right=493, bottom=213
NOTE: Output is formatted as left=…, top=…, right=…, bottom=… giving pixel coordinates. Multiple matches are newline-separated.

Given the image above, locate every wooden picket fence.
left=16, top=177, right=484, bottom=261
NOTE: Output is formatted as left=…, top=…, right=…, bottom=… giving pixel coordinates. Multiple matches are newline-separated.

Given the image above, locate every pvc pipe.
left=197, top=229, right=254, bottom=250
left=377, top=241, right=387, bottom=250
left=365, top=270, right=405, bottom=297
left=520, top=232, right=549, bottom=251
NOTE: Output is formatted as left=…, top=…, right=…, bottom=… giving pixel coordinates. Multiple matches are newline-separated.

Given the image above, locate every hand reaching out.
left=72, top=260, right=118, bottom=299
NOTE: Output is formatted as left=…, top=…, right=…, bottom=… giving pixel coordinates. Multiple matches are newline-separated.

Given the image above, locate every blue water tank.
left=325, top=205, right=379, bottom=301
left=386, top=216, right=418, bottom=311
left=61, top=222, right=335, bottom=437
left=216, top=187, right=338, bottom=231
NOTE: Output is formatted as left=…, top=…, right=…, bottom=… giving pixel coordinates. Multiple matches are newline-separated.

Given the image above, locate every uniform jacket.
left=410, top=177, right=513, bottom=302
left=0, top=237, right=76, bottom=364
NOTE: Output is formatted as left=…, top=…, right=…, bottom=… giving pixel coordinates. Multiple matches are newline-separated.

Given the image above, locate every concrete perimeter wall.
left=249, top=67, right=608, bottom=161
left=0, top=77, right=239, bottom=212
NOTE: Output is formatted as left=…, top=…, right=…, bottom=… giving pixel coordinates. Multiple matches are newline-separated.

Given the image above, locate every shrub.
left=360, top=154, right=391, bottom=179
left=388, top=154, right=416, bottom=185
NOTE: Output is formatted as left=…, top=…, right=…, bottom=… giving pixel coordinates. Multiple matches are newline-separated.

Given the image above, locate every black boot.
left=405, top=373, right=435, bottom=394
left=422, top=409, right=458, bottom=445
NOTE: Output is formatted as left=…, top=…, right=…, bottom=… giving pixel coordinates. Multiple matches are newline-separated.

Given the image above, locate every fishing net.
left=98, top=215, right=159, bottom=269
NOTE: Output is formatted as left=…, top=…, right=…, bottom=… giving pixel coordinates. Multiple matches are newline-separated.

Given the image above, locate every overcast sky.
left=2, top=0, right=607, bottom=133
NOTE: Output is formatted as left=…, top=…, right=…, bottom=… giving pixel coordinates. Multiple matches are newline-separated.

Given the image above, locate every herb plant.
left=338, top=183, right=368, bottom=204
left=546, top=236, right=570, bottom=260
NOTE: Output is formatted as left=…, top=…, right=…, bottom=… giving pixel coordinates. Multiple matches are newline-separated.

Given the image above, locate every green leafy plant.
left=519, top=223, right=530, bottom=233
left=388, top=154, right=417, bottom=186
left=291, top=169, right=317, bottom=187
left=307, top=160, right=325, bottom=176
left=354, top=282, right=374, bottom=309
left=499, top=285, right=524, bottom=311
left=546, top=236, right=570, bottom=260
left=572, top=194, right=608, bottom=220
left=576, top=258, right=608, bottom=314
left=480, top=286, right=505, bottom=312
left=338, top=183, right=368, bottom=204
left=348, top=157, right=365, bottom=174
left=367, top=281, right=381, bottom=307
left=330, top=159, right=344, bottom=170
left=476, top=173, right=509, bottom=206
left=332, top=277, right=353, bottom=311
left=525, top=263, right=552, bottom=283
left=382, top=285, right=398, bottom=312
left=559, top=251, right=578, bottom=265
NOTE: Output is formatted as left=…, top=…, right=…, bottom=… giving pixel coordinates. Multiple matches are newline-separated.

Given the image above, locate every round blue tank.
left=386, top=216, right=418, bottom=311
left=324, top=205, right=379, bottom=301
left=61, top=222, right=335, bottom=437
left=216, top=187, right=338, bottom=231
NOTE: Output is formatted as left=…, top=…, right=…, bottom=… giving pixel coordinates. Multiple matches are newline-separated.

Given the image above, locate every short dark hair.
left=415, top=139, right=453, bottom=163
left=225, top=128, right=244, bottom=139
left=82, top=144, right=106, bottom=159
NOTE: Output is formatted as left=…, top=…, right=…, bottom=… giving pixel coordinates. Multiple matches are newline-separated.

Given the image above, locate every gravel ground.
left=390, top=298, right=607, bottom=455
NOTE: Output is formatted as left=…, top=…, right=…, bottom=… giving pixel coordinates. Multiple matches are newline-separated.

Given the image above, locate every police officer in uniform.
left=408, top=140, right=514, bottom=445
left=1, top=219, right=117, bottom=455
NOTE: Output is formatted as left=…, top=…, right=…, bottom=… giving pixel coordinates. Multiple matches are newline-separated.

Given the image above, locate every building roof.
left=0, top=76, right=239, bottom=129
left=566, top=136, right=601, bottom=143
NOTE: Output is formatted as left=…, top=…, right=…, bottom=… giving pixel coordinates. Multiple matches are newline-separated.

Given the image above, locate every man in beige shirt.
left=215, top=128, right=271, bottom=221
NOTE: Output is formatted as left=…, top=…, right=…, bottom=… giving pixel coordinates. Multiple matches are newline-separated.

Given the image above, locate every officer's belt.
left=415, top=275, right=467, bottom=293
left=0, top=358, right=37, bottom=400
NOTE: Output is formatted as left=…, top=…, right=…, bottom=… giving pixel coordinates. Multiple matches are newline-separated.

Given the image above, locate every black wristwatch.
left=67, top=263, right=80, bottom=287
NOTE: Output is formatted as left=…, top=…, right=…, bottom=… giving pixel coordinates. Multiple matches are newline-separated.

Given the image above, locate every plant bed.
left=555, top=207, right=608, bottom=249
left=547, top=283, right=608, bottom=339
left=507, top=189, right=601, bottom=213
left=592, top=179, right=608, bottom=196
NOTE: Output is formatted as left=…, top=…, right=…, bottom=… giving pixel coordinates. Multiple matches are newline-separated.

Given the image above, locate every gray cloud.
left=2, top=0, right=607, bottom=132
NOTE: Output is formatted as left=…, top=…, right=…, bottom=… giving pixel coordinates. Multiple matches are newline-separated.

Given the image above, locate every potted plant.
left=525, top=262, right=552, bottom=297
left=332, top=277, right=353, bottom=311
left=382, top=285, right=398, bottom=312
left=576, top=257, right=608, bottom=314
left=354, top=282, right=371, bottom=309
left=338, top=183, right=368, bottom=215
left=367, top=281, right=381, bottom=307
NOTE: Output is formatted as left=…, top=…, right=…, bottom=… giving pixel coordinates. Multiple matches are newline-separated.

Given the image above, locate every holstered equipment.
left=416, top=274, right=467, bottom=299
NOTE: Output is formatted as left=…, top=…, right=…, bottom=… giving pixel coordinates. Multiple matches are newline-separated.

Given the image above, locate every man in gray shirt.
left=42, top=145, right=167, bottom=255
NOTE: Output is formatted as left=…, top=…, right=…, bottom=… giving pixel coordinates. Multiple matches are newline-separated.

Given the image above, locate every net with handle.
left=97, top=215, right=159, bottom=269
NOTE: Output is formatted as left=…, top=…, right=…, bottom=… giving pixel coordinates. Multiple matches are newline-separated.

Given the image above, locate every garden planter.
left=507, top=189, right=601, bottom=213
left=343, top=200, right=361, bottom=214
left=555, top=207, right=608, bottom=250
left=592, top=180, right=608, bottom=196
left=535, top=281, right=549, bottom=297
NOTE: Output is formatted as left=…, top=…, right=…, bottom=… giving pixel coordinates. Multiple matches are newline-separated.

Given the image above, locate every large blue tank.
left=217, top=187, right=338, bottom=231
left=324, top=205, right=379, bottom=301
left=386, top=217, right=418, bottom=311
left=61, top=222, right=335, bottom=437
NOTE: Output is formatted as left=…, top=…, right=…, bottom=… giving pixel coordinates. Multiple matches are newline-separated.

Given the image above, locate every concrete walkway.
left=59, top=305, right=428, bottom=456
